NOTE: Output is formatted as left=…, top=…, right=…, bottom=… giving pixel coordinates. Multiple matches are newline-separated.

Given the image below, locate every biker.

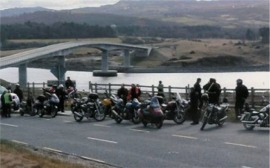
left=189, top=87, right=200, bottom=125
left=235, top=79, right=249, bottom=120
left=157, top=81, right=165, bottom=98
left=13, top=83, right=24, bottom=102
left=117, top=84, right=128, bottom=105
left=203, top=78, right=221, bottom=105
left=56, top=84, right=66, bottom=112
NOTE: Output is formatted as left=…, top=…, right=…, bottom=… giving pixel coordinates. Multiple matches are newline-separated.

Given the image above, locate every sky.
left=0, top=0, right=121, bottom=10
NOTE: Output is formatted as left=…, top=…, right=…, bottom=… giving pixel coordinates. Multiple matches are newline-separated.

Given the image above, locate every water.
left=0, top=68, right=269, bottom=90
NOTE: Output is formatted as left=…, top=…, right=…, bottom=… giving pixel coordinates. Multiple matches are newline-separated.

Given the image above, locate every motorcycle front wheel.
left=132, top=110, right=141, bottom=124
left=51, top=106, right=58, bottom=118
left=94, top=109, right=106, bottom=121
left=200, top=112, right=208, bottom=130
left=173, top=111, right=185, bottom=124
left=74, top=110, right=84, bottom=122
left=155, top=119, right=163, bottom=129
left=38, top=109, right=44, bottom=118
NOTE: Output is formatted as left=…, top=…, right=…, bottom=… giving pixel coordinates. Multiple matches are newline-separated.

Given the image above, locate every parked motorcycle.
left=20, top=96, right=35, bottom=116
left=162, top=93, right=189, bottom=124
left=72, top=93, right=105, bottom=122
left=240, top=104, right=269, bottom=130
left=137, top=96, right=165, bottom=129
left=111, top=97, right=141, bottom=124
left=33, top=91, right=59, bottom=118
left=200, top=101, right=229, bottom=131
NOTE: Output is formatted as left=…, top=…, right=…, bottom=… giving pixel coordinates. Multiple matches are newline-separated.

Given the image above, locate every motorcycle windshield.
left=150, top=97, right=160, bottom=108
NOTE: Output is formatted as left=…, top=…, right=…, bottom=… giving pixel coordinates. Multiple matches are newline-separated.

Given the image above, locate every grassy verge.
left=0, top=140, right=114, bottom=168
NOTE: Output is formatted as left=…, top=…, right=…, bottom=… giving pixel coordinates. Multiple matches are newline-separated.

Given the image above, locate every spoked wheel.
left=38, top=109, right=44, bottom=118
left=115, top=115, right=123, bottom=124
left=94, top=109, right=106, bottom=121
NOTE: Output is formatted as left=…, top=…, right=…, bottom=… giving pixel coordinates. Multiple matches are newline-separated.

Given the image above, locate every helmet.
left=237, top=79, right=243, bottom=84
left=58, top=84, right=64, bottom=89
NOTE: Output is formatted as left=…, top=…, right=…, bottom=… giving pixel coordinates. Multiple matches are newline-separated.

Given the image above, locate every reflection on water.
left=0, top=68, right=269, bottom=91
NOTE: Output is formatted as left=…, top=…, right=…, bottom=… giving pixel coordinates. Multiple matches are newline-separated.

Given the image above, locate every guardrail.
left=23, top=82, right=269, bottom=108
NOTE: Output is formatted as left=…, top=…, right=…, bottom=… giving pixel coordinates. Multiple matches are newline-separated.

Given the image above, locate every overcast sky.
left=0, top=0, right=121, bottom=10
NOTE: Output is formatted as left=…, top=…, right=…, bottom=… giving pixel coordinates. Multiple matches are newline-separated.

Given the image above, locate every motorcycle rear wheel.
left=38, top=109, right=44, bottom=118
left=115, top=116, right=122, bottom=124
left=243, top=123, right=255, bottom=130
left=142, top=120, right=148, bottom=127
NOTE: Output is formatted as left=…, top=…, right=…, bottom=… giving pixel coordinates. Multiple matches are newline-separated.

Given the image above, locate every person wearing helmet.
left=56, top=84, right=66, bottom=112
left=235, top=79, right=249, bottom=120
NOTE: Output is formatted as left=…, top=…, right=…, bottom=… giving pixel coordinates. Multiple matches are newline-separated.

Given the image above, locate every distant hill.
left=0, top=0, right=268, bottom=28
left=0, top=7, right=53, bottom=17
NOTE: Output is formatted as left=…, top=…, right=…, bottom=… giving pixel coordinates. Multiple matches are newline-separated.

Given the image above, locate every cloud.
left=0, top=0, right=120, bottom=10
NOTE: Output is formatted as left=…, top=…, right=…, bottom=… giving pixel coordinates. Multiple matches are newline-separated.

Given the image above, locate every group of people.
left=1, top=84, right=23, bottom=118
left=117, top=84, right=141, bottom=105
left=187, top=78, right=249, bottom=125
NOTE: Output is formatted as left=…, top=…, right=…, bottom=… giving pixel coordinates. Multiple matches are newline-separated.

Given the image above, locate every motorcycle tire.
left=173, top=111, right=185, bottom=124
left=94, top=110, right=106, bottom=121
left=217, top=119, right=226, bottom=127
left=38, top=109, right=44, bottom=118
left=115, top=116, right=123, bottom=124
left=20, top=108, right=25, bottom=116
left=200, top=112, right=208, bottom=130
left=74, top=111, right=84, bottom=122
left=142, top=120, right=148, bottom=127
left=242, top=115, right=255, bottom=130
left=51, top=107, right=58, bottom=118
left=155, top=119, right=163, bottom=129
left=132, top=110, right=141, bottom=124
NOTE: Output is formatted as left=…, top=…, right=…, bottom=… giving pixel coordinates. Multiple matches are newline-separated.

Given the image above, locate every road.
left=0, top=112, right=269, bottom=168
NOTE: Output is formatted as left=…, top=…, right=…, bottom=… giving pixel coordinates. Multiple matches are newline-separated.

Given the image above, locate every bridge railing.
left=23, top=82, right=269, bottom=108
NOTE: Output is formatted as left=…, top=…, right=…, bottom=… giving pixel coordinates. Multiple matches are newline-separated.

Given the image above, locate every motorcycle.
left=111, top=97, right=141, bottom=124
left=240, top=104, right=269, bottom=130
left=33, top=92, right=59, bottom=118
left=20, top=96, right=36, bottom=116
left=137, top=96, right=165, bottom=129
left=200, top=101, right=229, bottom=131
left=162, top=93, right=189, bottom=124
left=72, top=93, right=105, bottom=122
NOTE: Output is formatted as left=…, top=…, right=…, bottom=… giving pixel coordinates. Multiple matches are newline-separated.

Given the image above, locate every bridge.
left=0, top=41, right=152, bottom=87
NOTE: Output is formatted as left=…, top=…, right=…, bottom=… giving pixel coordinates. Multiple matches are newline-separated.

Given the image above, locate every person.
left=136, top=84, right=142, bottom=100
left=56, top=84, right=66, bottom=112
left=1, top=90, right=12, bottom=118
left=117, top=84, right=128, bottom=105
left=203, top=78, right=221, bottom=105
left=65, top=77, right=74, bottom=89
left=128, top=84, right=141, bottom=101
left=194, top=78, right=202, bottom=108
left=189, top=87, right=200, bottom=125
left=235, top=79, right=249, bottom=119
left=13, top=83, right=24, bottom=102
left=157, top=81, right=165, bottom=98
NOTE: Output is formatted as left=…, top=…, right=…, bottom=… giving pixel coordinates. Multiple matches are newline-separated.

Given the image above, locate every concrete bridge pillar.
left=101, top=50, right=109, bottom=72
left=50, top=56, right=66, bottom=85
left=19, top=64, right=27, bottom=88
left=124, top=49, right=130, bottom=68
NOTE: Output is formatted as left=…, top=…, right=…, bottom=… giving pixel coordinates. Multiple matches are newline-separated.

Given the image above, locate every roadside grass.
left=0, top=140, right=86, bottom=168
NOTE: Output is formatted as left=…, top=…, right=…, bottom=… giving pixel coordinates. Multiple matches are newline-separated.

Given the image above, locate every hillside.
left=0, top=0, right=268, bottom=28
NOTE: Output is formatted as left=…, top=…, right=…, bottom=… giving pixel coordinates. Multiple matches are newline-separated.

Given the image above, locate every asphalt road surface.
left=1, top=112, right=269, bottom=168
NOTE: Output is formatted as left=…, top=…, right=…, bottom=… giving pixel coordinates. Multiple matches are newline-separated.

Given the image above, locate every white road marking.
left=43, top=147, right=63, bottom=153
left=242, top=166, right=253, bottom=168
left=0, top=123, right=18, bottom=127
left=225, top=142, right=257, bottom=149
left=81, top=156, right=105, bottom=163
left=87, top=137, right=118, bottom=144
left=12, top=140, right=28, bottom=145
left=93, top=124, right=111, bottom=128
left=63, top=120, right=73, bottom=123
left=172, top=134, right=198, bottom=140
left=130, top=129, right=150, bottom=133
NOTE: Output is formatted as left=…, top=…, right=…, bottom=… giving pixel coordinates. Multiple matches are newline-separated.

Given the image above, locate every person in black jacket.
left=194, top=78, right=202, bottom=108
left=117, top=84, right=128, bottom=105
left=235, top=79, right=249, bottom=120
left=203, top=78, right=221, bottom=105
left=13, top=84, right=23, bottom=102
left=189, top=87, right=200, bottom=125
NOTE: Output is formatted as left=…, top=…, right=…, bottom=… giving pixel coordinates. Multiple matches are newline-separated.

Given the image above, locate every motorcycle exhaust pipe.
left=241, top=120, right=258, bottom=124
left=111, top=110, right=122, bottom=119
left=74, top=112, right=83, bottom=117
left=219, top=116, right=228, bottom=122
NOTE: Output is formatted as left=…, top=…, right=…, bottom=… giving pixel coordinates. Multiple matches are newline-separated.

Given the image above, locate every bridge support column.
left=101, top=50, right=109, bottom=72
left=124, top=49, right=130, bottom=68
left=50, top=57, right=66, bottom=85
left=19, top=64, right=27, bottom=88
